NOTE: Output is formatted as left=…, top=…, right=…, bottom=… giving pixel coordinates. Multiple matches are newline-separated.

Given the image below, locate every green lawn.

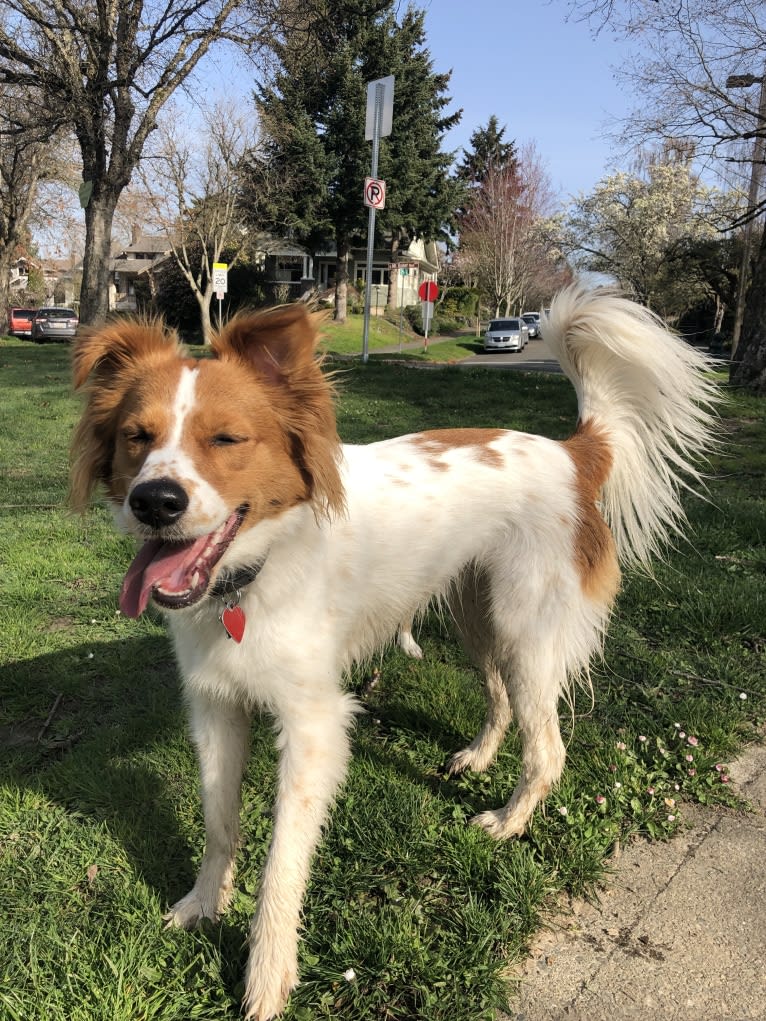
left=1, top=336, right=764, bottom=1020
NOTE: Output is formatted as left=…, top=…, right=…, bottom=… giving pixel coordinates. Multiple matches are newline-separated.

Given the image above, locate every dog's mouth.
left=119, top=507, right=247, bottom=618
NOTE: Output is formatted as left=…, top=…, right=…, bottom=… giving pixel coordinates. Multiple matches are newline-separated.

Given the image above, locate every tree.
left=0, top=88, right=48, bottom=327
left=456, top=115, right=518, bottom=185
left=567, top=0, right=766, bottom=389
left=456, top=142, right=558, bottom=316
left=561, top=152, right=741, bottom=320
left=137, top=101, right=258, bottom=343
left=0, top=0, right=260, bottom=325
left=245, top=0, right=462, bottom=321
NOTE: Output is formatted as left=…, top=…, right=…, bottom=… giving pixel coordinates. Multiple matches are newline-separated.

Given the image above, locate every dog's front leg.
left=242, top=691, right=356, bottom=1021
left=165, top=691, right=251, bottom=927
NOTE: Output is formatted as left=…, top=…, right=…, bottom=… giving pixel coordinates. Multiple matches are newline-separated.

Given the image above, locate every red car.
left=7, top=307, right=36, bottom=338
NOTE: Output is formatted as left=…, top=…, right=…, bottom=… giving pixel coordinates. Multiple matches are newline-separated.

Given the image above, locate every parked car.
left=31, top=307, right=79, bottom=342
left=521, top=312, right=541, bottom=338
left=483, top=317, right=529, bottom=352
left=7, top=307, right=36, bottom=338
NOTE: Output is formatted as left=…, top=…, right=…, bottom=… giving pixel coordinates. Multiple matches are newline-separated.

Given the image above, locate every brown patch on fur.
left=414, top=429, right=506, bottom=469
left=562, top=420, right=621, bottom=605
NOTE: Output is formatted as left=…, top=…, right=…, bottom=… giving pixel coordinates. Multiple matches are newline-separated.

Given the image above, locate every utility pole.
left=726, top=68, right=766, bottom=357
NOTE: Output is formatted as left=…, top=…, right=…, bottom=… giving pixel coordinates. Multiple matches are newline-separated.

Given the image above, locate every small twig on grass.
left=37, top=693, right=63, bottom=742
left=670, top=670, right=759, bottom=698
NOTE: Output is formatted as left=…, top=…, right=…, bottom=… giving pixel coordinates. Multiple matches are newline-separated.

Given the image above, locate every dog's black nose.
left=129, top=479, right=189, bottom=528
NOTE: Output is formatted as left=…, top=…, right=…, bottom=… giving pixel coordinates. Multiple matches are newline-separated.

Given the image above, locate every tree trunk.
left=334, top=235, right=349, bottom=323
left=198, top=287, right=215, bottom=344
left=0, top=248, right=14, bottom=332
left=730, top=226, right=766, bottom=395
left=79, top=190, right=119, bottom=326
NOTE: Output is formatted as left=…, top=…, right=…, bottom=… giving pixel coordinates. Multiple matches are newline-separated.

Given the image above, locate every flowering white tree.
left=562, top=154, right=742, bottom=319
left=567, top=0, right=766, bottom=390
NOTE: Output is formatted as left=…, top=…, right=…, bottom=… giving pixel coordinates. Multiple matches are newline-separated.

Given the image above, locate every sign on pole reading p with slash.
left=364, top=177, right=386, bottom=210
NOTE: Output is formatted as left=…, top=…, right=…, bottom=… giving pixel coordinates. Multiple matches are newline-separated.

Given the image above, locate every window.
left=277, top=258, right=303, bottom=282
left=357, top=266, right=390, bottom=285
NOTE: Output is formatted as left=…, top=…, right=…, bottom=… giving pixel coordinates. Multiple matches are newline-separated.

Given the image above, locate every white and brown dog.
left=70, top=284, right=718, bottom=1020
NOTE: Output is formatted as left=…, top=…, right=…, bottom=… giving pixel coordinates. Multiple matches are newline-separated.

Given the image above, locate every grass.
left=1, top=335, right=764, bottom=1020
left=316, top=310, right=485, bottom=363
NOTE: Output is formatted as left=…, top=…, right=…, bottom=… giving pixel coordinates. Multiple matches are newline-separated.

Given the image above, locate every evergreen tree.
left=457, top=115, right=518, bottom=183
left=243, top=1, right=462, bottom=320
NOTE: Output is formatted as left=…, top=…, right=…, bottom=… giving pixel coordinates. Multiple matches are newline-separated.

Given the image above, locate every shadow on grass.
left=2, top=628, right=493, bottom=906
left=2, top=635, right=199, bottom=903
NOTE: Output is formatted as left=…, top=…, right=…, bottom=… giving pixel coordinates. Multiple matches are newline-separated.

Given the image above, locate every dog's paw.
left=446, top=745, right=494, bottom=776
left=242, top=943, right=298, bottom=1021
left=398, top=631, right=423, bottom=659
left=470, top=808, right=526, bottom=841
left=163, top=888, right=221, bottom=930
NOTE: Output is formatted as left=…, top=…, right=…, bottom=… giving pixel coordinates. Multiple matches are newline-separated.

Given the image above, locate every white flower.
left=558, top=806, right=568, bottom=816
left=343, top=968, right=356, bottom=982
left=739, top=692, right=748, bottom=700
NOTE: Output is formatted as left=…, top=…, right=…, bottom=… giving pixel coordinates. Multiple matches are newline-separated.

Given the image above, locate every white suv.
left=483, top=317, right=529, bottom=352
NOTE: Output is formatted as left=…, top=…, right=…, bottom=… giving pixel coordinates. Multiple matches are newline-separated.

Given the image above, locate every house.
left=105, top=229, right=439, bottom=313
left=109, top=231, right=172, bottom=311
left=258, top=235, right=440, bottom=310
left=8, top=254, right=80, bottom=307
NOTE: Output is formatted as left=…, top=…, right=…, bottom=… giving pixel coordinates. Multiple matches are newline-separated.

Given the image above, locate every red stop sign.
left=418, top=281, right=439, bottom=302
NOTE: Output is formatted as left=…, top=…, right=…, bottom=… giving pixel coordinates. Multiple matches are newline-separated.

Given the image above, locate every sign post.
left=398, top=266, right=410, bottom=351
left=362, top=75, right=394, bottom=363
left=418, top=280, right=439, bottom=351
left=212, top=262, right=228, bottom=328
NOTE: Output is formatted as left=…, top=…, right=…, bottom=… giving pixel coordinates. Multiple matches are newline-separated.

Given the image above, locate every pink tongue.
left=119, top=535, right=209, bottom=618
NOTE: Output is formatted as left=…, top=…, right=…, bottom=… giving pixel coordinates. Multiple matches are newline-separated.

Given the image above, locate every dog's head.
left=71, top=304, right=344, bottom=616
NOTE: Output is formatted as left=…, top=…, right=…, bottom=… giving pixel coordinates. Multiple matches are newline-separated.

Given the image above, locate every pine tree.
left=457, top=115, right=518, bottom=184
left=243, top=1, right=462, bottom=320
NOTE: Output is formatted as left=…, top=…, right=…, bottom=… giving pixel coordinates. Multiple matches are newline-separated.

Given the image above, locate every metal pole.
left=362, top=84, right=384, bottom=363
left=729, top=67, right=766, bottom=357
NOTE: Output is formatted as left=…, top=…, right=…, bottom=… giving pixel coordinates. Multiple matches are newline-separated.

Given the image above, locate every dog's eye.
left=212, top=433, right=246, bottom=447
left=124, top=427, right=153, bottom=446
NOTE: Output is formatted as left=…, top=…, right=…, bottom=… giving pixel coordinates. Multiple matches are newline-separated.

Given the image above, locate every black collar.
left=209, top=556, right=267, bottom=601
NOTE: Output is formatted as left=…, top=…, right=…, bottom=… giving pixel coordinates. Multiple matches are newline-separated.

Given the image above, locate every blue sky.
left=420, top=1, right=638, bottom=205
left=194, top=2, right=639, bottom=210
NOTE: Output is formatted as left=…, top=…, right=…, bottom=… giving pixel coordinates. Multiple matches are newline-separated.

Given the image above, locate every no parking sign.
left=363, top=177, right=386, bottom=210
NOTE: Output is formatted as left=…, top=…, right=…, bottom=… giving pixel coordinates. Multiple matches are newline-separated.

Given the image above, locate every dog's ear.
left=214, top=305, right=345, bottom=521
left=70, top=318, right=182, bottom=512
left=73, top=317, right=181, bottom=391
left=213, top=304, right=325, bottom=383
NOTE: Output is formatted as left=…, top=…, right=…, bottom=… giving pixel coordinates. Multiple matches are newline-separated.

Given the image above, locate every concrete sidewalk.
left=505, top=741, right=766, bottom=1020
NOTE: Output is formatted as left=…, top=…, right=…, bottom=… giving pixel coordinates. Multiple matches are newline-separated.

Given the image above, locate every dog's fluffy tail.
left=543, top=283, right=721, bottom=570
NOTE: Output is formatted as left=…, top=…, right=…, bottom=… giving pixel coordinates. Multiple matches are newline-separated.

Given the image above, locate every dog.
left=70, top=284, right=718, bottom=1020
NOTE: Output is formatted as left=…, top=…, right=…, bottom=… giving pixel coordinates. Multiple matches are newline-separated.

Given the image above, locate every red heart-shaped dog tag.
left=221, top=604, right=246, bottom=643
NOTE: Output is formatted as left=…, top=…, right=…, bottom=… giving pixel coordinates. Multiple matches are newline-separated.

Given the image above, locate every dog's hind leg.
left=445, top=566, right=512, bottom=776
left=447, top=662, right=511, bottom=775
left=164, top=692, right=252, bottom=927
left=472, top=640, right=567, bottom=840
